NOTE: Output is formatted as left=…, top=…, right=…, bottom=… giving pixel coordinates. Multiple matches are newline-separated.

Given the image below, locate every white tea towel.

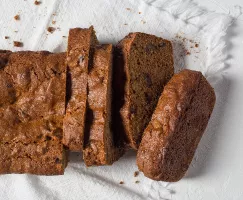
left=0, top=0, right=241, bottom=199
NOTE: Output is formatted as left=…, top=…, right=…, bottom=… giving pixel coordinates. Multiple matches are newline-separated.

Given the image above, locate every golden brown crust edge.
left=137, top=69, right=216, bottom=182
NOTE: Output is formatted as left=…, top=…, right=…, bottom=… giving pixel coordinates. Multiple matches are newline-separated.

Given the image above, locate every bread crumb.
left=14, top=31, right=18, bottom=33
left=119, top=181, right=124, bottom=184
left=124, top=23, right=128, bottom=25
left=34, top=1, right=41, bottom=5
left=135, top=180, right=140, bottom=184
left=13, top=41, right=23, bottom=47
left=134, top=171, right=139, bottom=177
left=5, top=36, right=9, bottom=39
left=186, top=51, right=191, bottom=55
left=47, top=27, right=55, bottom=33
left=14, top=15, right=20, bottom=20
left=126, top=8, right=131, bottom=11
left=62, top=36, right=66, bottom=38
left=138, top=12, right=142, bottom=14
left=195, top=43, right=199, bottom=48
left=141, top=20, right=146, bottom=24
left=52, top=20, right=56, bottom=24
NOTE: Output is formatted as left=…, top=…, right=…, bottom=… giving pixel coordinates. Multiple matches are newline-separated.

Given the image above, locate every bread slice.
left=137, top=69, right=216, bottom=182
left=63, top=26, right=98, bottom=151
left=83, top=44, right=124, bottom=166
left=114, top=33, right=174, bottom=149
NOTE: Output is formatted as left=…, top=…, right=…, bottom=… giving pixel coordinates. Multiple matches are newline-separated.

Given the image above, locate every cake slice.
left=0, top=51, right=67, bottom=175
left=63, top=26, right=98, bottom=151
left=113, top=33, right=174, bottom=149
left=137, top=69, right=216, bottom=182
left=83, top=44, right=124, bottom=166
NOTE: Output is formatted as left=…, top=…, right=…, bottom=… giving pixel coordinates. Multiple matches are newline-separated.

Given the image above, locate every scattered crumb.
left=13, top=41, right=23, bottom=47
left=14, top=31, right=18, bottom=33
left=134, top=171, right=139, bottom=177
left=5, top=36, right=9, bottom=39
left=138, top=12, right=142, bottom=14
left=124, top=23, right=128, bottom=25
left=119, top=181, right=124, bottom=184
left=14, top=15, right=20, bottom=20
left=186, top=51, right=191, bottom=55
left=57, top=27, right=61, bottom=30
left=126, top=8, right=131, bottom=11
left=47, top=27, right=55, bottom=33
left=135, top=180, right=140, bottom=184
left=195, top=43, right=199, bottom=48
left=34, top=0, right=41, bottom=5
left=52, top=20, right=56, bottom=24
left=141, top=20, right=146, bottom=24
left=62, top=36, right=66, bottom=38
left=52, top=13, right=56, bottom=16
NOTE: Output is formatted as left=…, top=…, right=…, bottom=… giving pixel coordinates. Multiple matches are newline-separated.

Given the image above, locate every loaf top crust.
left=0, top=51, right=66, bottom=175
left=137, top=69, right=216, bottom=181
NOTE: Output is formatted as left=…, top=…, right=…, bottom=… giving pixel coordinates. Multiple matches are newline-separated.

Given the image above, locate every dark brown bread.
left=83, top=44, right=124, bottom=166
left=137, top=69, right=216, bottom=182
left=63, top=26, right=98, bottom=151
left=0, top=51, right=67, bottom=175
left=114, top=32, right=174, bottom=149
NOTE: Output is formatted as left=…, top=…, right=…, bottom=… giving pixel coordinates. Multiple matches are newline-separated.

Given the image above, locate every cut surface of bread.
left=137, top=69, right=216, bottom=182
left=63, top=26, right=98, bottom=151
left=83, top=44, right=124, bottom=166
left=114, top=32, right=174, bottom=149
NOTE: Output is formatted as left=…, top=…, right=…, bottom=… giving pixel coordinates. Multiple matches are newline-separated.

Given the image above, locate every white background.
left=0, top=0, right=243, bottom=200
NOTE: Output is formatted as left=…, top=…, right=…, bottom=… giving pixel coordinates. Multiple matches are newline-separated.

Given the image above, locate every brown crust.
left=83, top=44, right=124, bottom=166
left=137, top=69, right=216, bottom=181
left=63, top=26, right=98, bottom=151
left=0, top=51, right=67, bottom=175
left=116, top=32, right=174, bottom=149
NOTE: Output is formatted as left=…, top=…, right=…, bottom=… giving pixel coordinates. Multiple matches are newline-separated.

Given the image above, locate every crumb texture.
left=114, top=32, right=174, bottom=149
